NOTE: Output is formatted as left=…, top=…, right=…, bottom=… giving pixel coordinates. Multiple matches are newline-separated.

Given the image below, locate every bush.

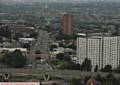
left=3, top=50, right=27, bottom=68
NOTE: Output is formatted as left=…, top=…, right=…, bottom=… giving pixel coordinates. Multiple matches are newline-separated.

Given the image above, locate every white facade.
left=77, top=37, right=101, bottom=69
left=102, top=37, right=119, bottom=69
left=77, top=36, right=120, bottom=69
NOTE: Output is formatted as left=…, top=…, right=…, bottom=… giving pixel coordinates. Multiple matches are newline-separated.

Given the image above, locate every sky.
left=0, top=0, right=120, bottom=3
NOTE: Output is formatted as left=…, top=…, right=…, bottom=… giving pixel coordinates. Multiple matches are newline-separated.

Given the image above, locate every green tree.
left=49, top=44, right=58, bottom=51
left=81, top=58, right=92, bottom=71
left=57, top=61, right=81, bottom=70
left=106, top=73, right=114, bottom=80
left=35, top=50, right=41, bottom=54
left=94, top=65, right=98, bottom=72
left=0, top=36, right=3, bottom=43
left=67, top=44, right=76, bottom=50
left=3, top=50, right=27, bottom=68
left=70, top=78, right=83, bottom=85
left=56, top=53, right=65, bottom=61
left=112, top=78, right=120, bottom=85
left=96, top=74, right=104, bottom=84
left=105, top=73, right=115, bottom=85
left=30, top=32, right=38, bottom=38
left=101, top=65, right=112, bottom=72
left=56, top=53, right=71, bottom=61
left=57, top=61, right=71, bottom=69
left=23, top=43, right=30, bottom=49
left=0, top=27, right=11, bottom=38
left=13, top=33, right=23, bottom=41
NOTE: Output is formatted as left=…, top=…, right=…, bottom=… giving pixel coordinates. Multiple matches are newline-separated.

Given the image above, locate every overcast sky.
left=0, top=0, right=120, bottom=3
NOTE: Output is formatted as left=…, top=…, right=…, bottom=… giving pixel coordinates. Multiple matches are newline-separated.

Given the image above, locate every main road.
left=0, top=68, right=120, bottom=79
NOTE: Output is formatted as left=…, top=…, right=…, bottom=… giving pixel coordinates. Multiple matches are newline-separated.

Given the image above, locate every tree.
left=14, top=33, right=23, bottom=41
left=105, top=73, right=115, bottom=85
left=57, top=61, right=71, bottom=69
left=112, top=25, right=119, bottom=36
left=35, top=50, right=41, bottom=54
left=57, top=61, right=81, bottom=70
left=59, top=43, right=65, bottom=47
left=44, top=25, right=52, bottom=33
left=56, top=53, right=64, bottom=61
left=70, top=78, right=83, bottom=85
left=73, top=63, right=81, bottom=70
left=49, top=44, right=58, bottom=51
left=112, top=78, right=120, bottom=85
left=106, top=73, right=114, bottom=80
left=0, top=27, right=11, bottom=38
left=3, top=50, right=27, bottom=68
left=101, top=65, right=112, bottom=72
left=81, top=58, right=92, bottom=71
left=94, top=65, right=98, bottom=72
left=96, top=74, right=104, bottom=84
left=64, top=54, right=71, bottom=61
left=67, top=44, right=76, bottom=50
left=0, top=36, right=3, bottom=43
left=23, top=43, right=30, bottom=50
left=30, top=32, right=38, bottom=38
left=56, top=53, right=71, bottom=61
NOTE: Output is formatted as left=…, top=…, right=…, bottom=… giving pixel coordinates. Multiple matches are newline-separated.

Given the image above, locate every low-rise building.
left=49, top=47, right=64, bottom=55
left=0, top=48, right=27, bottom=53
left=19, top=38, right=36, bottom=44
